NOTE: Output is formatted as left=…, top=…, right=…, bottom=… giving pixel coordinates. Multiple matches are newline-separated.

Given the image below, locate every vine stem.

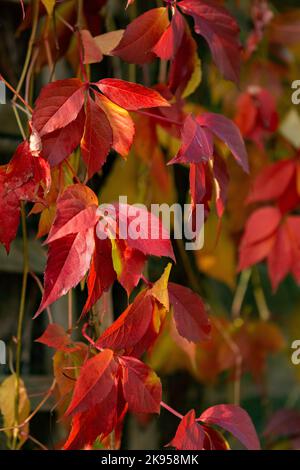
left=212, top=317, right=242, bottom=406
left=136, top=109, right=182, bottom=127
left=160, top=401, right=183, bottom=420
left=13, top=0, right=39, bottom=104
left=68, top=290, right=73, bottom=331
left=0, top=75, right=33, bottom=113
left=252, top=266, right=271, bottom=321
left=12, top=203, right=29, bottom=449
left=231, top=269, right=252, bottom=318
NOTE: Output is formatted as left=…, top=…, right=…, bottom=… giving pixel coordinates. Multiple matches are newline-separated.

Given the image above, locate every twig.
left=68, top=290, right=73, bottom=331
left=12, top=0, right=39, bottom=105
left=252, top=266, right=271, bottom=321
left=0, top=75, right=33, bottom=113
left=12, top=203, right=29, bottom=449
left=212, top=317, right=243, bottom=406
left=29, top=272, right=53, bottom=324
left=160, top=401, right=183, bottom=420
left=231, top=269, right=252, bottom=318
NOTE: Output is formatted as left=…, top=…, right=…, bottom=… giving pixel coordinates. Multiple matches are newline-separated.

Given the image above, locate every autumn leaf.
left=152, top=10, right=185, bottom=61
left=168, top=410, right=205, bottom=450
left=96, top=293, right=154, bottom=356
left=0, top=375, right=30, bottom=447
left=0, top=140, right=50, bottom=252
left=120, top=356, right=162, bottom=414
left=95, top=92, right=135, bottom=157
left=64, top=381, right=119, bottom=450
left=96, top=78, right=170, bottom=111
left=82, top=236, right=116, bottom=316
left=168, top=404, right=260, bottom=450
left=199, top=404, right=261, bottom=450
left=32, top=78, right=86, bottom=136
left=35, top=323, right=76, bottom=352
left=66, top=349, right=118, bottom=416
left=168, top=282, right=211, bottom=343
left=34, top=185, right=99, bottom=317
left=178, top=0, right=242, bottom=83
left=80, top=29, right=103, bottom=65
left=112, top=8, right=170, bottom=64
left=80, top=95, right=113, bottom=178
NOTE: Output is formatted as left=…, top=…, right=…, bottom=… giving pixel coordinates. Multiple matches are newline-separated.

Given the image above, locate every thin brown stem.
left=68, top=290, right=73, bottom=331
left=160, top=401, right=183, bottom=419
left=252, top=266, right=271, bottom=321
left=212, top=317, right=242, bottom=406
left=12, top=203, right=29, bottom=449
left=231, top=269, right=251, bottom=319
left=13, top=0, right=39, bottom=104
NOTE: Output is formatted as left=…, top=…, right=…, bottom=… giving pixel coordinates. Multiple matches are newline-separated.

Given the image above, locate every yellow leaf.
left=148, top=263, right=172, bottom=311
left=42, top=0, right=55, bottom=16
left=182, top=53, right=202, bottom=99
left=94, top=30, right=125, bottom=55
left=0, top=374, right=30, bottom=447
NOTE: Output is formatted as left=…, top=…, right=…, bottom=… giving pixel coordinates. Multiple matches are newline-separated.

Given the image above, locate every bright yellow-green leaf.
left=182, top=53, right=202, bottom=99
left=0, top=374, right=30, bottom=448
left=149, top=263, right=172, bottom=311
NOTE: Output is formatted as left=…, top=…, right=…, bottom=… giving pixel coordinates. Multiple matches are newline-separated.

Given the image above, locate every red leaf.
left=114, top=239, right=146, bottom=295
left=41, top=108, right=85, bottom=167
left=66, top=349, right=118, bottom=416
left=168, top=283, right=211, bottom=343
left=33, top=79, right=86, bottom=136
left=247, top=159, right=296, bottom=205
left=199, top=404, right=260, bottom=450
left=0, top=140, right=50, bottom=252
left=178, top=0, right=241, bottom=83
left=240, top=206, right=281, bottom=247
left=286, top=216, right=300, bottom=284
left=120, top=356, right=162, bottom=414
left=113, top=202, right=175, bottom=260
left=0, top=168, right=20, bottom=253
left=95, top=92, right=135, bottom=157
left=96, top=78, right=170, bottom=111
left=197, top=112, right=249, bottom=172
left=80, top=29, right=103, bottom=64
left=46, top=184, right=99, bottom=243
left=235, top=88, right=278, bottom=147
left=112, top=7, right=169, bottom=64
left=168, top=410, right=205, bottom=450
left=35, top=323, right=75, bottom=352
left=80, top=95, right=113, bottom=178
left=64, top=380, right=118, bottom=450
left=35, top=229, right=95, bottom=318
left=82, top=236, right=116, bottom=316
left=267, top=223, right=292, bottom=291
left=152, top=10, right=185, bottom=60
left=169, top=114, right=214, bottom=164
left=96, top=293, right=154, bottom=356
left=168, top=20, right=198, bottom=97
